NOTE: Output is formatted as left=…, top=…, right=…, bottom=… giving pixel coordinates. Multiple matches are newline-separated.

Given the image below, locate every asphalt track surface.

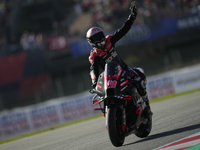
left=1, top=91, right=200, bottom=150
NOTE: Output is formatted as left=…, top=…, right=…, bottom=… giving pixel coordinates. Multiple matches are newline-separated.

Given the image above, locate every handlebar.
left=89, top=89, right=102, bottom=96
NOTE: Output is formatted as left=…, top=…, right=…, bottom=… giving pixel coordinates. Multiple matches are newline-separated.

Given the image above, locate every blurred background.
left=0, top=0, right=199, bottom=111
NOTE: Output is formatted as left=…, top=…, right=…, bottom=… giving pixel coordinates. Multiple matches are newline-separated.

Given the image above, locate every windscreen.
left=105, top=62, right=121, bottom=77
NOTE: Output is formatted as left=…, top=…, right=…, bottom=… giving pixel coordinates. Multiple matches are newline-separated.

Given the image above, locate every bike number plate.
left=106, top=80, right=117, bottom=88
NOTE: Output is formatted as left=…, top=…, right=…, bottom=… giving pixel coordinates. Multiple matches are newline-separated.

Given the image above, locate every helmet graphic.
left=86, top=27, right=106, bottom=49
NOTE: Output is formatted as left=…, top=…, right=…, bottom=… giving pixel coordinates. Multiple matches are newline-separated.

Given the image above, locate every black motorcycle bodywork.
left=90, top=62, right=152, bottom=147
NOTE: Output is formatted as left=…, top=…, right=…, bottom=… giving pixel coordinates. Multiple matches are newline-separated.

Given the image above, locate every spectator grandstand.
left=0, top=0, right=199, bottom=53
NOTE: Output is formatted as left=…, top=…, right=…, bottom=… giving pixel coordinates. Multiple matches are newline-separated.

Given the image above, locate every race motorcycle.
left=89, top=62, right=152, bottom=147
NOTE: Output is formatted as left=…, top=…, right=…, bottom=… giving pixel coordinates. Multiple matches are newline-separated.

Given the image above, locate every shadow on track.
left=123, top=123, right=200, bottom=147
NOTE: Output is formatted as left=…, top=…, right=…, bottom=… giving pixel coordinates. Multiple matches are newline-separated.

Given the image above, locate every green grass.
left=1, top=88, right=200, bottom=144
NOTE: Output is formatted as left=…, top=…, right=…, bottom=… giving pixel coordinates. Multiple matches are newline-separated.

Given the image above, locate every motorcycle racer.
left=87, top=1, right=152, bottom=116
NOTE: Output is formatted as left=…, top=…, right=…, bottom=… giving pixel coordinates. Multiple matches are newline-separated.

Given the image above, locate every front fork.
left=122, top=107, right=126, bottom=126
left=105, top=106, right=108, bottom=129
left=105, top=106, right=126, bottom=129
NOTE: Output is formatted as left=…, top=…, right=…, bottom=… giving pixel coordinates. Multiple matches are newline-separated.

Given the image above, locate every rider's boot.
left=142, top=93, right=153, bottom=118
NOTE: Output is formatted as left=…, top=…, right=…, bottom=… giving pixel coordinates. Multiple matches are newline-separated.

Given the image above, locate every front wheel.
left=107, top=105, right=125, bottom=147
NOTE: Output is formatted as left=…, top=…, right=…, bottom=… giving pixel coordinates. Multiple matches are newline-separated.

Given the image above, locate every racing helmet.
left=86, top=27, right=106, bottom=49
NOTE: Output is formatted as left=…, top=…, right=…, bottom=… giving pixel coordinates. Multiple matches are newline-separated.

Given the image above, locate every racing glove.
left=90, top=70, right=97, bottom=89
left=129, top=1, right=138, bottom=20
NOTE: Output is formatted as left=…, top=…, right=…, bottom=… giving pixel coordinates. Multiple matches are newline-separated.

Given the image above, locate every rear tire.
left=135, top=115, right=152, bottom=138
left=107, top=105, right=125, bottom=147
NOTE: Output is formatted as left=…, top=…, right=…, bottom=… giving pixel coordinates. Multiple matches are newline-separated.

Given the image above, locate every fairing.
left=95, top=62, right=132, bottom=99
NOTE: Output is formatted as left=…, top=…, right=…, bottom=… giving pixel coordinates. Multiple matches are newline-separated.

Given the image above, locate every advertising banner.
left=0, top=109, right=30, bottom=140
left=147, top=75, right=175, bottom=99
left=28, top=104, right=60, bottom=130
left=0, top=91, right=97, bottom=141
left=177, top=14, right=200, bottom=30
left=59, top=93, right=97, bottom=123
left=173, top=65, right=200, bottom=93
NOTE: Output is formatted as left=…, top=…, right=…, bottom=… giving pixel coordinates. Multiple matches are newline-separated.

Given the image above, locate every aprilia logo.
left=105, top=51, right=117, bottom=63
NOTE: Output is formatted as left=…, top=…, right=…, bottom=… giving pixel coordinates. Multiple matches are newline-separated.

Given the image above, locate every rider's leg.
left=129, top=67, right=152, bottom=117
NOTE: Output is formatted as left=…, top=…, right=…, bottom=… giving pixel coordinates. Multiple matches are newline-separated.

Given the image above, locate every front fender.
left=105, top=97, right=126, bottom=107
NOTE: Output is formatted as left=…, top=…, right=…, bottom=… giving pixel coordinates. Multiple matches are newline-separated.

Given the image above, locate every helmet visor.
left=89, top=32, right=105, bottom=43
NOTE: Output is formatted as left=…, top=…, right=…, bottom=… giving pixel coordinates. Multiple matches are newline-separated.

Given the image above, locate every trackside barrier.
left=147, top=75, right=175, bottom=99
left=1, top=64, right=200, bottom=141
left=146, top=64, right=200, bottom=99
left=0, top=91, right=98, bottom=141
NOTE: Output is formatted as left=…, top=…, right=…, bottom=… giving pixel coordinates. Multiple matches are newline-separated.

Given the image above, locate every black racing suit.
left=89, top=15, right=147, bottom=96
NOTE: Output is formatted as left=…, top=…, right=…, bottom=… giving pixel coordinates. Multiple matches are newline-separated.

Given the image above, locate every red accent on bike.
left=122, top=95, right=132, bottom=100
left=105, top=68, right=122, bottom=80
left=117, top=68, right=122, bottom=77
left=136, top=104, right=143, bottom=114
left=93, top=100, right=100, bottom=105
left=106, top=76, right=118, bottom=79
left=122, top=125, right=128, bottom=136
left=120, top=80, right=128, bottom=86
left=123, top=97, right=132, bottom=100
left=103, top=113, right=106, bottom=117
left=122, top=125, right=126, bottom=130
left=97, top=84, right=102, bottom=89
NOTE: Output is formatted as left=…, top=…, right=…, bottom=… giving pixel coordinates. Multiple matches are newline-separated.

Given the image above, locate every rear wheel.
left=135, top=114, right=152, bottom=138
left=107, top=105, right=125, bottom=147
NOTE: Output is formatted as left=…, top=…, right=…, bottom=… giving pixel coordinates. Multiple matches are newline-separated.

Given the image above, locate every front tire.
left=107, top=105, right=125, bottom=147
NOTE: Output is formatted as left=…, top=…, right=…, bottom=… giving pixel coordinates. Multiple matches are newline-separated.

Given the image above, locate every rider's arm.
left=110, top=1, right=137, bottom=45
left=89, top=53, right=101, bottom=87
left=110, top=16, right=135, bottom=45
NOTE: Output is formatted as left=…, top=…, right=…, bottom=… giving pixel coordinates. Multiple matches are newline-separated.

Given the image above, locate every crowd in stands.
left=78, top=0, right=200, bottom=32
left=0, top=0, right=199, bottom=56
